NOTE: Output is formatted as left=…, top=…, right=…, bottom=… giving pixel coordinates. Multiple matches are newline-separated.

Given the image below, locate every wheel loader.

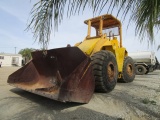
left=8, top=14, right=135, bottom=103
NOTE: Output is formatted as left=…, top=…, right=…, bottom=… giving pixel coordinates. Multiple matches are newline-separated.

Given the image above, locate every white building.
left=0, top=53, right=22, bottom=67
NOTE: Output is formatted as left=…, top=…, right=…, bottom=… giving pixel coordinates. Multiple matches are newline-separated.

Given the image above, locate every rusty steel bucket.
left=8, top=47, right=95, bottom=103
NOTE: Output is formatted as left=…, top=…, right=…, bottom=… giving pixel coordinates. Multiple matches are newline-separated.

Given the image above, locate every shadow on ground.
left=10, top=88, right=81, bottom=110
left=6, top=88, right=121, bottom=120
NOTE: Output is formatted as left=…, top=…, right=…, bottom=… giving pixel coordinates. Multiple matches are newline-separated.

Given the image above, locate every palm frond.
left=27, top=0, right=160, bottom=49
left=157, top=45, right=160, bottom=50
left=27, top=0, right=66, bottom=49
left=132, top=0, right=160, bottom=44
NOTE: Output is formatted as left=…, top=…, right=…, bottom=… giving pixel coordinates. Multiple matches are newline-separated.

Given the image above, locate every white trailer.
left=128, top=51, right=159, bottom=75
left=0, top=53, right=22, bottom=67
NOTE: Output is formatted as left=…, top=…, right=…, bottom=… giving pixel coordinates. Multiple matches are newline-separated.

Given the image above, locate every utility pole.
left=14, top=47, right=16, bottom=54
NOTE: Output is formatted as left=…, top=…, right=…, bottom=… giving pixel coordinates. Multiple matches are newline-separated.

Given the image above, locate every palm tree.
left=27, top=0, right=160, bottom=49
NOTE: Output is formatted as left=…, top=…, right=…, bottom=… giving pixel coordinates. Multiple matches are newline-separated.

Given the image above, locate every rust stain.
left=8, top=47, right=95, bottom=103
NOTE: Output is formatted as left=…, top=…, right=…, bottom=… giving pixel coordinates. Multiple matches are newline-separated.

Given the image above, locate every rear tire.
left=91, top=50, right=118, bottom=92
left=119, top=56, right=135, bottom=83
left=135, top=65, right=146, bottom=75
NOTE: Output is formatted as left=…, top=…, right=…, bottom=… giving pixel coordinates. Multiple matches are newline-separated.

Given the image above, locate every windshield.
left=102, top=27, right=119, bottom=37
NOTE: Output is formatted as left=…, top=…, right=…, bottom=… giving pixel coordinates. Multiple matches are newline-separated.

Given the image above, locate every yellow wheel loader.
left=8, top=14, right=135, bottom=103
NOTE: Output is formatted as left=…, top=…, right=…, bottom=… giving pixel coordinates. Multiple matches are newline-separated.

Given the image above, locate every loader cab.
left=84, top=14, right=123, bottom=47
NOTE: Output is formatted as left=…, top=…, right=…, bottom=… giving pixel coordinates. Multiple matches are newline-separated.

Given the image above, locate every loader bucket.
left=8, top=47, right=95, bottom=103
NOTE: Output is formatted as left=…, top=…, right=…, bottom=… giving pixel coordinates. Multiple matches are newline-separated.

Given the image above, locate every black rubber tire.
left=91, top=50, right=118, bottom=93
left=119, top=56, right=135, bottom=83
left=135, top=65, right=147, bottom=75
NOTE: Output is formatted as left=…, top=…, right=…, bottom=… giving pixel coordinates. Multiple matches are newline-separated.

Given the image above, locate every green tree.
left=18, top=48, right=35, bottom=63
left=27, top=0, right=160, bottom=49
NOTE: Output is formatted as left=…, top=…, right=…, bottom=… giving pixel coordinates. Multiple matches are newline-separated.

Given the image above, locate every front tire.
left=91, top=50, right=118, bottom=92
left=119, top=56, right=135, bottom=83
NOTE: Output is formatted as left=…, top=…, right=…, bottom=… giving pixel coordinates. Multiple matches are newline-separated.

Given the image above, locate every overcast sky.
left=0, top=0, right=160, bottom=61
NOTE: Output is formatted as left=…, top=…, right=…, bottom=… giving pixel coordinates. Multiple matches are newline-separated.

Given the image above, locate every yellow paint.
left=75, top=42, right=82, bottom=46
left=77, top=38, right=99, bottom=55
left=76, top=36, right=127, bottom=73
left=115, top=47, right=126, bottom=72
left=75, top=14, right=129, bottom=78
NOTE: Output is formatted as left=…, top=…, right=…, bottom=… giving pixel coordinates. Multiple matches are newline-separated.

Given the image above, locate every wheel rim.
left=138, top=68, right=142, bottom=72
left=127, top=64, right=133, bottom=76
left=107, top=62, right=115, bottom=82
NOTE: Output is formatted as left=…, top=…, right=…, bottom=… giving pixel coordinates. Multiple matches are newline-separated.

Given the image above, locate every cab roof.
left=84, top=14, right=121, bottom=29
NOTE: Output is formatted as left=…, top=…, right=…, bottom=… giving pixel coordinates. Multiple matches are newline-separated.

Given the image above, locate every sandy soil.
left=0, top=67, right=160, bottom=120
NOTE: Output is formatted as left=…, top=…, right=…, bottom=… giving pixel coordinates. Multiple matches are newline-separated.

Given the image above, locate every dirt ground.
left=0, top=67, right=160, bottom=120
